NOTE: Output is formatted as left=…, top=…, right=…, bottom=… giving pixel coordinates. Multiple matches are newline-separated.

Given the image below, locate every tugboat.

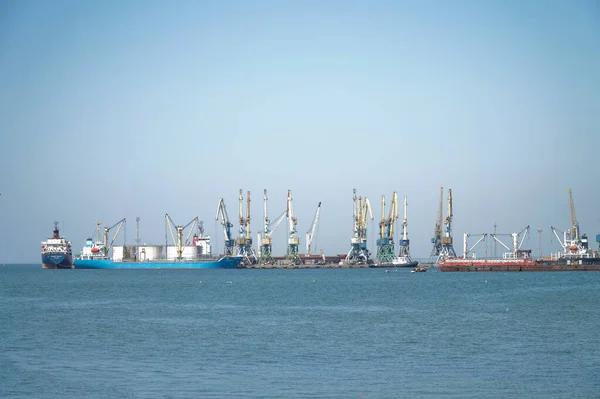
left=41, top=222, right=73, bottom=269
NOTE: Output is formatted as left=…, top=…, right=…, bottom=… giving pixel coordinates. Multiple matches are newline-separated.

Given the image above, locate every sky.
left=0, top=0, right=599, bottom=263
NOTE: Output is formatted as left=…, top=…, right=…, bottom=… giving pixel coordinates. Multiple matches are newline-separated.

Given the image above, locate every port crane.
left=215, top=198, right=234, bottom=256
left=286, top=189, right=301, bottom=265
left=462, top=233, right=487, bottom=259
left=235, top=189, right=257, bottom=265
left=165, top=214, right=199, bottom=260
left=491, top=225, right=531, bottom=259
left=430, top=187, right=444, bottom=260
left=437, top=188, right=457, bottom=262
left=550, top=189, right=590, bottom=257
left=258, top=189, right=286, bottom=265
left=305, top=202, right=322, bottom=257
left=376, top=192, right=398, bottom=264
left=102, top=218, right=126, bottom=257
left=398, top=195, right=414, bottom=262
left=346, top=189, right=374, bottom=265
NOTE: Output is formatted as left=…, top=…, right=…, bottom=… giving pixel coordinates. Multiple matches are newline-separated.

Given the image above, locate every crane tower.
left=438, top=188, right=457, bottom=262
left=286, top=189, right=301, bottom=265
left=306, top=202, right=322, bottom=257
left=215, top=198, right=235, bottom=256
left=376, top=192, right=398, bottom=264
left=258, top=189, right=286, bottom=265
left=235, top=189, right=257, bottom=265
left=346, top=189, right=374, bottom=265
left=430, top=187, right=444, bottom=259
left=398, top=195, right=414, bottom=262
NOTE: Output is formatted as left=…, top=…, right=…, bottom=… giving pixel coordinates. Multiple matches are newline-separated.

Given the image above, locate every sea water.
left=1, top=264, right=599, bottom=398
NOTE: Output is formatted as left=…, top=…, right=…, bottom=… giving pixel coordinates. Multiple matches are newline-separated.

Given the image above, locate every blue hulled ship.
left=41, top=222, right=73, bottom=269
left=73, top=218, right=243, bottom=269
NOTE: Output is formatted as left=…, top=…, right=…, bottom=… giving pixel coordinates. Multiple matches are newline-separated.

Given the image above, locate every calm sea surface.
left=1, top=264, right=599, bottom=398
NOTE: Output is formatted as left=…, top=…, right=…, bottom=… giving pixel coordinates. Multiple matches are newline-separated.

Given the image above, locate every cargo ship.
left=41, top=222, right=73, bottom=269
left=73, top=218, right=243, bottom=269
left=438, top=227, right=600, bottom=272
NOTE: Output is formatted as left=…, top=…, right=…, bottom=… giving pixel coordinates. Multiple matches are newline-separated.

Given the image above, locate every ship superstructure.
left=41, top=222, right=73, bottom=269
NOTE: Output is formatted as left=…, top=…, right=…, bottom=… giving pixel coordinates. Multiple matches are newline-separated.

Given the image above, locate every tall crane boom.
left=569, top=188, right=579, bottom=241
left=286, top=189, right=301, bottom=264
left=215, top=198, right=234, bottom=255
left=306, top=202, right=322, bottom=256
left=165, top=214, right=198, bottom=259
left=103, top=218, right=126, bottom=257
left=347, top=189, right=374, bottom=265
left=430, top=187, right=444, bottom=258
left=376, top=192, right=398, bottom=264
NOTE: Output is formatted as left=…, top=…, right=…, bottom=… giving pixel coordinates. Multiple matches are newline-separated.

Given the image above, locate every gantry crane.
left=376, top=192, right=398, bottom=264
left=215, top=198, right=234, bottom=256
left=346, top=189, right=374, bottom=265
left=102, top=218, right=126, bottom=257
left=258, top=189, right=286, bottom=265
left=398, top=195, right=414, bottom=262
left=305, top=202, right=322, bottom=257
left=234, top=189, right=257, bottom=265
left=430, top=187, right=444, bottom=259
left=165, top=214, right=198, bottom=260
left=286, top=189, right=301, bottom=265
left=437, top=188, right=457, bottom=262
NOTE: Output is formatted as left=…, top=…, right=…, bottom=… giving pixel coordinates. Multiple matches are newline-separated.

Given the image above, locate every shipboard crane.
left=346, top=189, right=374, bottom=265
left=376, top=192, right=398, bottom=264
left=103, top=218, right=126, bottom=257
left=462, top=233, right=487, bottom=259
left=305, top=202, right=322, bottom=257
left=398, top=195, right=414, bottom=261
left=491, top=225, right=531, bottom=259
left=215, top=198, right=235, bottom=256
left=165, top=214, right=198, bottom=260
left=430, top=187, right=444, bottom=259
left=437, top=188, right=457, bottom=262
left=286, top=189, right=301, bottom=265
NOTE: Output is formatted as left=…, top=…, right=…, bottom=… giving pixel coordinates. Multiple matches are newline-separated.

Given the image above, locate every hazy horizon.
left=1, top=0, right=599, bottom=263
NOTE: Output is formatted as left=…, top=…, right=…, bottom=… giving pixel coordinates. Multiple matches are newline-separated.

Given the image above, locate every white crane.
left=286, top=189, right=301, bottom=265
left=305, top=202, right=322, bottom=256
left=103, top=218, right=126, bottom=257
left=491, top=225, right=530, bottom=259
left=462, top=233, right=487, bottom=259
left=258, top=189, right=286, bottom=265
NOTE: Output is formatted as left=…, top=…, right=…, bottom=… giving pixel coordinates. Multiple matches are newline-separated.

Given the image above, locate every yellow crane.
left=346, top=189, right=374, bottom=265
left=376, top=192, right=398, bottom=264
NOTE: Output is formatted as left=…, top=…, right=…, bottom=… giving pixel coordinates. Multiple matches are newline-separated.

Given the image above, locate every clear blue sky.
left=1, top=0, right=599, bottom=263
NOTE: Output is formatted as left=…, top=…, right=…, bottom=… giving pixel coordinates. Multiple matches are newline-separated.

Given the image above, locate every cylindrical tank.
left=112, top=246, right=124, bottom=262
left=167, top=245, right=201, bottom=260
left=138, top=245, right=163, bottom=261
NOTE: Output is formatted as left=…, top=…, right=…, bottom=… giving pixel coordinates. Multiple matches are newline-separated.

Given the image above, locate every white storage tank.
left=137, top=245, right=163, bottom=261
left=167, top=245, right=201, bottom=260
left=112, top=246, right=124, bottom=262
